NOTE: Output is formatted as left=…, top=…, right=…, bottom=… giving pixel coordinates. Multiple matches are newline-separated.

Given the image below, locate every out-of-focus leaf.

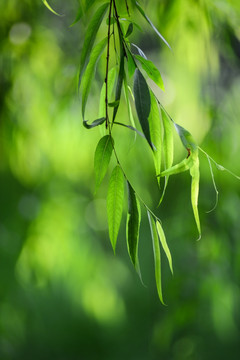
left=156, top=221, right=173, bottom=275
left=159, top=108, right=174, bottom=204
left=133, top=69, right=152, bottom=148
left=71, top=5, right=83, bottom=26
left=78, top=2, right=109, bottom=86
left=114, top=121, right=146, bottom=140
left=107, top=165, right=124, bottom=253
left=42, top=0, right=62, bottom=16
left=126, top=47, right=137, bottom=78
left=135, top=1, right=172, bottom=51
left=126, top=182, right=142, bottom=279
left=158, top=157, right=192, bottom=177
left=135, top=55, right=165, bottom=91
left=112, top=52, right=125, bottom=122
left=125, top=22, right=134, bottom=37
left=190, top=158, right=201, bottom=240
left=94, top=135, right=114, bottom=192
left=81, top=37, right=108, bottom=118
left=83, top=117, right=105, bottom=129
left=149, top=92, right=161, bottom=184
left=132, top=43, right=147, bottom=59
left=108, top=100, right=120, bottom=108
left=148, top=212, right=165, bottom=305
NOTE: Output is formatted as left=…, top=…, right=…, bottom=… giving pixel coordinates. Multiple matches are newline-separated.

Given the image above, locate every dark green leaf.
left=112, top=52, right=125, bottom=122
left=190, top=158, right=201, bottom=240
left=133, top=69, right=152, bottom=148
left=107, top=166, right=124, bottom=253
left=147, top=212, right=165, bottom=305
left=78, top=2, right=109, bottom=87
left=135, top=55, right=165, bottom=91
left=108, top=100, right=120, bottom=108
left=126, top=182, right=142, bottom=278
left=114, top=121, right=146, bottom=140
left=149, top=92, right=162, bottom=183
left=99, top=67, right=117, bottom=118
left=126, top=47, right=136, bottom=78
left=135, top=1, right=172, bottom=51
left=83, top=117, right=106, bottom=129
left=81, top=37, right=108, bottom=118
left=94, top=135, right=114, bottom=192
left=125, top=22, right=134, bottom=37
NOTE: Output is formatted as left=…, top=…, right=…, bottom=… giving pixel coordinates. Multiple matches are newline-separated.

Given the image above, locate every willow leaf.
left=190, top=158, right=201, bottom=240
left=125, top=22, right=134, bottom=37
left=124, top=76, right=136, bottom=131
left=156, top=221, right=173, bottom=275
left=126, top=182, right=142, bottom=279
left=126, top=47, right=136, bottom=78
left=159, top=109, right=174, bottom=204
left=149, top=92, right=161, bottom=184
left=131, top=43, right=147, bottom=59
left=206, top=154, right=219, bottom=213
left=42, top=0, right=61, bottom=16
left=135, top=1, right=172, bottom=51
left=99, top=67, right=117, bottom=118
left=83, top=117, right=105, bottom=129
left=148, top=212, right=165, bottom=305
left=174, top=123, right=198, bottom=153
left=135, top=55, right=165, bottom=91
left=107, top=166, right=124, bottom=253
left=133, top=69, right=152, bottom=148
left=158, top=157, right=192, bottom=177
left=112, top=53, right=125, bottom=122
left=94, top=135, right=114, bottom=192
left=81, top=37, right=108, bottom=119
left=78, top=2, right=109, bottom=87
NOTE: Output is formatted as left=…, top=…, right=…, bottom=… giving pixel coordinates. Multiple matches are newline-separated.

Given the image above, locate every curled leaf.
left=190, top=158, right=201, bottom=240
left=156, top=221, right=173, bottom=275
left=83, top=117, right=106, bottom=129
left=42, top=0, right=62, bottom=16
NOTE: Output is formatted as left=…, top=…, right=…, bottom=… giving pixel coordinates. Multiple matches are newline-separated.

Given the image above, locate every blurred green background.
left=0, top=0, right=240, bottom=359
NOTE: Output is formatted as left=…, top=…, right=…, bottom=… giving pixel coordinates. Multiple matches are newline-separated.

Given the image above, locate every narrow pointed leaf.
left=124, top=76, right=136, bottom=131
left=81, top=37, right=108, bottom=118
left=112, top=52, right=125, bottom=122
left=114, top=121, right=147, bottom=140
left=148, top=92, right=162, bottom=184
left=42, top=0, right=62, bottom=16
left=156, top=221, right=173, bottom=275
left=190, top=158, right=201, bottom=240
left=126, top=47, right=137, bottom=78
left=94, top=135, right=114, bottom=192
left=125, top=22, right=134, bottom=37
left=135, top=55, right=165, bottom=91
left=174, top=123, right=197, bottom=153
left=132, top=43, right=147, bottom=59
left=126, top=182, right=142, bottom=278
left=99, top=67, right=117, bottom=118
left=133, top=69, right=152, bottom=148
left=135, top=1, right=172, bottom=51
left=107, top=166, right=124, bottom=253
left=159, top=108, right=174, bottom=204
left=158, top=157, right=192, bottom=177
left=83, top=117, right=106, bottom=129
left=78, top=2, right=109, bottom=87
left=206, top=154, right=219, bottom=213
left=148, top=212, right=165, bottom=304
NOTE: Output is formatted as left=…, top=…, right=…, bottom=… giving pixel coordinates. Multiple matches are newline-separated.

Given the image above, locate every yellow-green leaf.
left=156, top=221, right=173, bottom=275
left=94, top=135, right=114, bottom=192
left=42, top=0, right=61, bottom=16
left=135, top=55, right=165, bottom=91
left=107, top=166, right=124, bottom=253
left=190, top=157, right=201, bottom=240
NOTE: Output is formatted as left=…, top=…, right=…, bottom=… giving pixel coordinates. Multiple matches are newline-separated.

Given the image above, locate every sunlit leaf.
left=133, top=69, right=152, bottom=148
left=114, top=121, right=146, bottom=140
left=135, top=55, right=165, bottom=91
left=126, top=47, right=136, bottom=78
left=126, top=182, right=142, bottom=279
left=94, top=135, right=114, bottom=192
left=124, top=76, right=136, bottom=132
left=42, top=0, right=62, bottom=16
left=81, top=37, right=108, bottom=118
left=190, top=158, right=201, bottom=240
left=107, top=166, right=124, bottom=253
left=174, top=123, right=197, bottom=153
left=78, top=2, right=109, bottom=87
left=135, top=1, right=172, bottom=50
left=83, top=117, right=105, bottom=129
left=158, top=157, right=192, bottom=177
left=206, top=154, right=219, bottom=213
left=159, top=108, right=174, bottom=204
left=131, top=43, right=147, bottom=59
left=112, top=52, right=125, bottom=122
left=148, top=92, right=162, bottom=184
left=156, top=221, right=173, bottom=275
left=147, top=212, right=165, bottom=304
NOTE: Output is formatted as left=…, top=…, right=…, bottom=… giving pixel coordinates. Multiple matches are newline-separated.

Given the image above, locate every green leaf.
left=94, top=135, right=114, bottom=192
left=112, top=52, right=125, bottom=122
left=107, top=166, right=124, bottom=253
left=149, top=92, right=162, bottom=184
left=156, top=221, right=173, bottom=275
left=42, top=0, right=62, bottom=16
left=133, top=69, right=152, bottom=148
left=124, top=76, right=136, bottom=131
left=132, top=43, right=147, bottom=59
left=125, top=22, right=134, bottom=37
left=158, top=157, right=192, bottom=177
left=83, top=117, right=106, bottom=129
left=114, top=121, right=146, bottom=140
left=126, top=182, right=142, bottom=278
left=174, top=123, right=197, bottom=153
left=147, top=212, right=165, bottom=305
left=99, top=67, right=117, bottom=118
left=135, top=55, right=165, bottom=91
left=135, top=1, right=172, bottom=51
left=126, top=47, right=137, bottom=78
left=78, top=2, right=109, bottom=87
left=159, top=108, right=174, bottom=204
left=108, top=100, right=120, bottom=108
left=190, top=158, right=201, bottom=240
left=81, top=37, right=108, bottom=119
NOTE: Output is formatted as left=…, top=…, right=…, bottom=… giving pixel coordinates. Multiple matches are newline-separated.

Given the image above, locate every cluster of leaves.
left=43, top=0, right=240, bottom=303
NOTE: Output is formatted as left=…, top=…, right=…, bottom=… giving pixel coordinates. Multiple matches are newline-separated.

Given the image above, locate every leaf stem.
left=105, top=0, right=113, bottom=129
